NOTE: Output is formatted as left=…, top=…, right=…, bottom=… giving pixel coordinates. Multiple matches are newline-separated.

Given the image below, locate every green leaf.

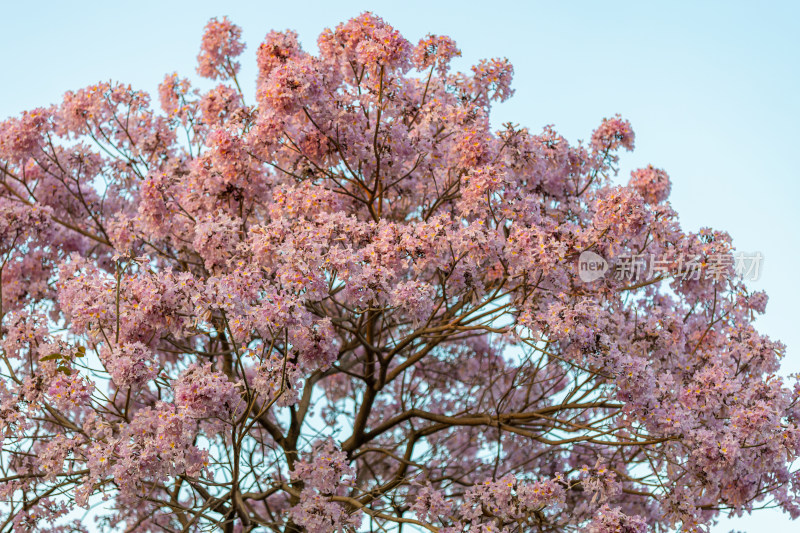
left=40, top=353, right=62, bottom=362
left=56, top=366, right=72, bottom=375
left=74, top=347, right=86, bottom=357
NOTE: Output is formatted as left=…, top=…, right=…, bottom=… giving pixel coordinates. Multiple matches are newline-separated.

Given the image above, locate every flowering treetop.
left=0, top=12, right=798, bottom=533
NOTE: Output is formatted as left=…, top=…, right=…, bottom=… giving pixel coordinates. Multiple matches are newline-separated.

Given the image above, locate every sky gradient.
left=2, top=1, right=798, bottom=530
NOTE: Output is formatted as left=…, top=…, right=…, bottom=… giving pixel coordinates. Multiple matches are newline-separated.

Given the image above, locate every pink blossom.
left=157, top=72, right=194, bottom=124
left=196, top=17, right=245, bottom=80
left=587, top=505, right=648, bottom=533
left=748, top=290, right=769, bottom=313
left=257, top=30, right=304, bottom=81
left=100, top=342, right=158, bottom=389
left=412, top=34, right=461, bottom=74
left=47, top=374, right=93, bottom=410
left=591, top=113, right=635, bottom=153
left=174, top=363, right=243, bottom=420
left=198, top=84, right=241, bottom=127
left=629, top=164, right=672, bottom=204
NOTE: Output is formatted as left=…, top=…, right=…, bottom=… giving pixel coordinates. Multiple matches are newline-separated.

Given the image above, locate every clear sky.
left=1, top=1, right=798, bottom=530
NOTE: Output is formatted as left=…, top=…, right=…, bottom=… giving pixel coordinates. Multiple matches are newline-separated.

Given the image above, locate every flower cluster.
left=174, top=363, right=243, bottom=420
left=412, top=34, right=461, bottom=74
left=157, top=72, right=194, bottom=123
left=591, top=113, right=635, bottom=153
left=196, top=16, right=245, bottom=80
left=587, top=505, right=649, bottom=533
left=47, top=374, right=93, bottom=411
left=289, top=440, right=360, bottom=532
left=100, top=342, right=158, bottom=389
left=252, top=353, right=302, bottom=407
left=318, top=12, right=412, bottom=76
left=108, top=403, right=209, bottom=500
left=629, top=164, right=672, bottom=204
left=458, top=475, right=566, bottom=527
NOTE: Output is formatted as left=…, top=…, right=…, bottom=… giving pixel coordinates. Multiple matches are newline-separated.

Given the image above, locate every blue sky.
left=2, top=1, right=798, bottom=530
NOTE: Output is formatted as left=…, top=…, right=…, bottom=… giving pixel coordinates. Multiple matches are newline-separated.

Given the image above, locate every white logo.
left=578, top=251, right=608, bottom=282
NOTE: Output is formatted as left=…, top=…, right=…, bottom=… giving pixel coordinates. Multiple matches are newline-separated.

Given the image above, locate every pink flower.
left=389, top=280, right=436, bottom=324
left=199, top=84, right=241, bottom=127
left=629, top=164, right=671, bottom=204
left=317, top=12, right=412, bottom=75
left=0, top=107, right=50, bottom=162
left=591, top=113, right=635, bottom=153
left=48, top=374, right=93, bottom=410
left=748, top=290, right=769, bottom=313
left=100, top=342, right=158, bottom=389
left=412, top=34, right=461, bottom=74
left=157, top=72, right=194, bottom=123
left=257, top=30, right=304, bottom=81
left=174, top=363, right=243, bottom=420
left=196, top=17, right=245, bottom=80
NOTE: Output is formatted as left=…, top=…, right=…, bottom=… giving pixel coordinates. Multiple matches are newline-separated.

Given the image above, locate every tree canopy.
left=1, top=12, right=797, bottom=533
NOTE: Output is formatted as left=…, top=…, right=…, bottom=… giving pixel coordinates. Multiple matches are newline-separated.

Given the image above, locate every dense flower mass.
left=196, top=16, right=246, bottom=80
left=1, top=12, right=797, bottom=533
left=629, top=164, right=672, bottom=205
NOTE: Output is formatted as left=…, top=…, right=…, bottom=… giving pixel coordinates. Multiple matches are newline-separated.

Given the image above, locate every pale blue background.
left=1, top=1, right=798, bottom=531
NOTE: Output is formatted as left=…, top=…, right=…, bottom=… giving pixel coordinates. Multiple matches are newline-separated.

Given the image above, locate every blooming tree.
left=1, top=13, right=798, bottom=533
